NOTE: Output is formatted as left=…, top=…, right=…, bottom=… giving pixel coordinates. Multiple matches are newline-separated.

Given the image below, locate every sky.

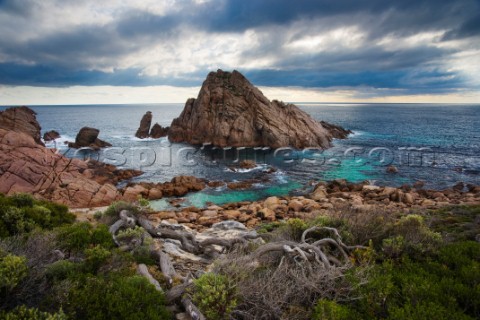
left=0, top=0, right=480, bottom=105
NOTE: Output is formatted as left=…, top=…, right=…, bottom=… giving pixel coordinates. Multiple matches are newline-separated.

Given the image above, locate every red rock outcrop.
left=168, top=70, right=351, bottom=149
left=0, top=106, right=44, bottom=146
left=0, top=128, right=120, bottom=207
left=0, top=107, right=141, bottom=208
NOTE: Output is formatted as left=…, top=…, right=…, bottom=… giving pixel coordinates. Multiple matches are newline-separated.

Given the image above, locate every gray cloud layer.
left=0, top=0, right=479, bottom=96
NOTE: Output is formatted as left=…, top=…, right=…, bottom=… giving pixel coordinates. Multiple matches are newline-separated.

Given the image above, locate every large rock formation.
left=168, top=70, right=351, bottom=149
left=135, top=111, right=169, bottom=139
left=0, top=106, right=44, bottom=146
left=0, top=107, right=140, bottom=207
left=68, top=127, right=112, bottom=150
left=135, top=111, right=153, bottom=138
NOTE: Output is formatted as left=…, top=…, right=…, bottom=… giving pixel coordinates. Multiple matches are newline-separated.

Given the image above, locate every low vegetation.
left=0, top=192, right=478, bottom=319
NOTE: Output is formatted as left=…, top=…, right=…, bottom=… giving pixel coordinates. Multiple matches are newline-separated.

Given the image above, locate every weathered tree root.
left=109, top=209, right=364, bottom=319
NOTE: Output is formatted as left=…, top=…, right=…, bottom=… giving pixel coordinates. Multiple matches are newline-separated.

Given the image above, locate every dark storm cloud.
left=0, top=63, right=202, bottom=87
left=0, top=0, right=479, bottom=93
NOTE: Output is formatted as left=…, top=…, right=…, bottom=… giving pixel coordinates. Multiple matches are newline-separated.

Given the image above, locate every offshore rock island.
left=168, top=69, right=351, bottom=149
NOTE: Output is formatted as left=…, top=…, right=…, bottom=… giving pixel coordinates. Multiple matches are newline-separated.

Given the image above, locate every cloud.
left=0, top=0, right=479, bottom=101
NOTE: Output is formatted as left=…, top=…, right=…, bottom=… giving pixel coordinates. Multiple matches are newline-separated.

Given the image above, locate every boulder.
left=43, top=130, right=60, bottom=142
left=239, top=160, right=256, bottom=169
left=135, top=111, right=152, bottom=138
left=68, top=127, right=112, bottom=150
left=386, top=165, right=399, bottom=173
left=149, top=123, right=169, bottom=138
left=0, top=106, right=44, bottom=145
left=311, top=186, right=327, bottom=200
left=257, top=207, right=276, bottom=221
left=168, top=69, right=350, bottom=149
left=288, top=199, right=304, bottom=212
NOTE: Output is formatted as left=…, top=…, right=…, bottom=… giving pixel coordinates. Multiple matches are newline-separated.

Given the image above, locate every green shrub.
left=0, top=305, right=67, bottom=320
left=190, top=273, right=237, bottom=320
left=90, top=224, right=115, bottom=249
left=116, top=226, right=148, bottom=244
left=45, top=260, right=78, bottom=281
left=67, top=275, right=170, bottom=319
left=10, top=193, right=35, bottom=208
left=312, top=299, right=357, bottom=320
left=84, top=246, right=112, bottom=273
left=57, top=222, right=93, bottom=252
left=382, top=214, right=442, bottom=258
left=0, top=194, right=74, bottom=238
left=355, top=241, right=480, bottom=319
left=57, top=223, right=114, bottom=253
left=104, top=201, right=139, bottom=217
left=0, top=206, right=35, bottom=236
left=387, top=301, right=474, bottom=320
left=0, top=253, right=28, bottom=290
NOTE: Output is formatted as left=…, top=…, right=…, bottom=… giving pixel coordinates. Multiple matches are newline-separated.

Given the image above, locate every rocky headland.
left=0, top=106, right=208, bottom=207
left=168, top=69, right=351, bottom=149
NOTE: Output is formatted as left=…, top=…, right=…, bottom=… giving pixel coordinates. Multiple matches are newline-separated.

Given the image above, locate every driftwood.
left=137, top=263, right=163, bottom=292
left=181, top=296, right=206, bottom=320
left=165, top=281, right=191, bottom=303
left=159, top=250, right=176, bottom=284
left=109, top=219, right=125, bottom=246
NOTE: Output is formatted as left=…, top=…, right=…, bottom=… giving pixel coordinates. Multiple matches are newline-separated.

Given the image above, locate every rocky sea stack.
left=168, top=69, right=351, bottom=149
left=135, top=111, right=169, bottom=139
left=68, top=127, right=112, bottom=150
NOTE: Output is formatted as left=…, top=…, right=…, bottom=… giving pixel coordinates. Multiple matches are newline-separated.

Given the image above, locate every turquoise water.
left=2, top=103, right=479, bottom=207
left=150, top=181, right=303, bottom=210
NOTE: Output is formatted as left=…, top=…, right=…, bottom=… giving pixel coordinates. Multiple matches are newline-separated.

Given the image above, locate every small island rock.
left=68, top=127, right=112, bottom=150
left=43, top=130, right=61, bottom=142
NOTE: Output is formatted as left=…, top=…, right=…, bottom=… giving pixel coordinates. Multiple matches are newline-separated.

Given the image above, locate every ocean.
left=2, top=103, right=479, bottom=208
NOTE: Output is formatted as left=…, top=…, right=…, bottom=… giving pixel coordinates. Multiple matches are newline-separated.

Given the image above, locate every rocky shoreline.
left=76, top=179, right=480, bottom=231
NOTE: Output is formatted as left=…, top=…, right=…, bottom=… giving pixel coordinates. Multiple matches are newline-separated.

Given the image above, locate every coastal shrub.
left=355, top=260, right=395, bottom=318
left=45, top=260, right=78, bottom=282
left=312, top=299, right=357, bottom=320
left=9, top=193, right=35, bottom=208
left=0, top=194, right=74, bottom=238
left=0, top=305, right=67, bottom=320
left=0, top=253, right=28, bottom=291
left=104, top=201, right=139, bottom=217
left=57, top=222, right=92, bottom=252
left=116, top=226, right=148, bottom=244
left=382, top=214, right=441, bottom=258
left=387, top=301, right=473, bottom=320
left=30, top=201, right=74, bottom=228
left=90, top=224, right=115, bottom=249
left=429, top=205, right=480, bottom=241
left=84, top=245, right=112, bottom=274
left=190, top=273, right=238, bottom=320
left=66, top=275, right=170, bottom=320
left=355, top=241, right=480, bottom=319
left=57, top=222, right=114, bottom=253
left=0, top=206, right=35, bottom=236
left=329, top=204, right=396, bottom=247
